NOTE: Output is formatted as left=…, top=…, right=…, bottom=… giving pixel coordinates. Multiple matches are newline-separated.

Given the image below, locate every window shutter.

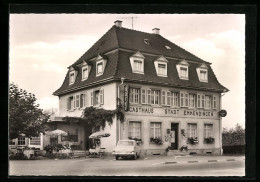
left=147, top=89, right=151, bottom=104
left=100, top=89, right=104, bottom=105
left=73, top=96, right=76, bottom=109
left=202, top=95, right=205, bottom=108
left=141, top=89, right=146, bottom=104
left=161, top=91, right=165, bottom=105
left=67, top=97, right=70, bottom=110
left=80, top=94, right=83, bottom=108
left=90, top=92, right=93, bottom=106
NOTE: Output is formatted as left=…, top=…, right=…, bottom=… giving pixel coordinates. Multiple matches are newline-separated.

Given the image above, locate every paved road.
left=9, top=155, right=245, bottom=176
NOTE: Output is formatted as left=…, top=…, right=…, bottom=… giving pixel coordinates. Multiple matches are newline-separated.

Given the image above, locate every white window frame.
left=80, top=94, right=86, bottom=108
left=67, top=96, right=74, bottom=111
left=128, top=121, right=141, bottom=139
left=96, top=60, right=104, bottom=76
left=69, top=71, right=76, bottom=85
left=154, top=57, right=168, bottom=77
left=196, top=65, right=208, bottom=83
left=129, top=52, right=145, bottom=74
left=187, top=123, right=197, bottom=138
left=173, top=92, right=179, bottom=107
left=205, top=95, right=211, bottom=109
left=176, top=60, right=189, bottom=80
left=166, top=91, right=171, bottom=106
left=141, top=89, right=146, bottom=104
left=82, top=66, right=89, bottom=80
left=161, top=91, right=166, bottom=105
left=204, top=124, right=213, bottom=138
left=130, top=88, right=140, bottom=104
left=151, top=90, right=160, bottom=105
left=91, top=89, right=104, bottom=106
left=180, top=92, right=189, bottom=107
left=213, top=96, right=217, bottom=109
left=189, top=94, right=196, bottom=108
left=150, top=122, right=162, bottom=139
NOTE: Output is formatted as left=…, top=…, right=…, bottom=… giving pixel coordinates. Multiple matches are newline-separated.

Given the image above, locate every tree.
left=9, top=83, right=49, bottom=140
left=222, top=123, right=245, bottom=146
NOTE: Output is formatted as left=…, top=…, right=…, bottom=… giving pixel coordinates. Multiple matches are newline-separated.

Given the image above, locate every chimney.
left=114, top=20, right=122, bottom=28
left=152, top=28, right=160, bottom=35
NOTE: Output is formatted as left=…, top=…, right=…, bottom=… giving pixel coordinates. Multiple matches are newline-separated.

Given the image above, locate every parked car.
left=112, top=140, right=141, bottom=160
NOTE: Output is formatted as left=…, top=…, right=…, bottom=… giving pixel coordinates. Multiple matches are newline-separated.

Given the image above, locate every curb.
left=162, top=158, right=244, bottom=165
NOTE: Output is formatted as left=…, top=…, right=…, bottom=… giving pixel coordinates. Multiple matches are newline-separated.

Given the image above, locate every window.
left=80, top=94, right=85, bottom=108
left=197, top=64, right=208, bottom=82
left=129, top=121, right=141, bottom=139
left=144, top=39, right=150, bottom=45
left=130, top=88, right=140, bottom=104
left=180, top=92, right=189, bottom=107
left=150, top=122, right=161, bottom=138
left=165, top=45, right=171, bottom=50
left=189, top=94, right=196, bottom=108
left=30, top=137, right=41, bottom=145
left=205, top=95, right=211, bottom=109
left=91, top=89, right=104, bottom=106
left=197, top=94, right=201, bottom=108
left=133, top=60, right=143, bottom=72
left=18, top=137, right=25, bottom=145
left=154, top=56, right=168, bottom=77
left=75, top=95, right=80, bottom=108
left=141, top=89, right=146, bottom=104
left=200, top=70, right=207, bottom=82
left=82, top=67, right=88, bottom=80
left=176, top=60, right=189, bottom=80
left=201, top=95, right=205, bottom=108
left=204, top=124, right=213, bottom=138
left=166, top=91, right=171, bottom=106
left=161, top=91, right=166, bottom=105
left=97, top=62, right=103, bottom=75
left=173, top=92, right=179, bottom=107
left=187, top=123, right=197, bottom=138
left=129, top=52, right=145, bottom=74
left=151, top=90, right=160, bottom=105
left=158, top=63, right=167, bottom=76
left=69, top=72, right=75, bottom=84
left=180, top=67, right=188, bottom=78
left=67, top=96, right=74, bottom=110
left=147, top=89, right=151, bottom=104
left=213, top=96, right=217, bottom=109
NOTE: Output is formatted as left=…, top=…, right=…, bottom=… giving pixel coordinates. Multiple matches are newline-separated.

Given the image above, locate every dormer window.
left=176, top=60, right=189, bottom=80
left=196, top=63, right=208, bottom=82
left=82, top=66, right=88, bottom=80
left=69, top=72, right=75, bottom=84
left=154, top=56, right=168, bottom=77
left=129, top=51, right=145, bottom=74
left=69, top=67, right=78, bottom=85
left=95, top=55, right=107, bottom=77
left=144, top=39, right=150, bottom=45
left=165, top=46, right=171, bottom=50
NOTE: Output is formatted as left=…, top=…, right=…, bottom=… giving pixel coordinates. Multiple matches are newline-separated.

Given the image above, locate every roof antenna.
left=118, top=16, right=138, bottom=29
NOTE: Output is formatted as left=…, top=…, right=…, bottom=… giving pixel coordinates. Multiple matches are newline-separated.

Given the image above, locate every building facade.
left=51, top=21, right=228, bottom=155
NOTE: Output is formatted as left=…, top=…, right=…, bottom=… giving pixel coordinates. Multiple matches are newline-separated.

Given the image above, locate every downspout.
left=117, top=77, right=125, bottom=142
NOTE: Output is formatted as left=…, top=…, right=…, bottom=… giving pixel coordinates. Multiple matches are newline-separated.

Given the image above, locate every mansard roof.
left=54, top=25, right=228, bottom=96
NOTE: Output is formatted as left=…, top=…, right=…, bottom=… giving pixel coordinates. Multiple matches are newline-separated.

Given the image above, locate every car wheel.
left=133, top=153, right=137, bottom=160
left=115, top=156, right=119, bottom=160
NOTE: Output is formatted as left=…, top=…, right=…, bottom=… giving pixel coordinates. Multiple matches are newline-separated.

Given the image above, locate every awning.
left=89, top=131, right=110, bottom=139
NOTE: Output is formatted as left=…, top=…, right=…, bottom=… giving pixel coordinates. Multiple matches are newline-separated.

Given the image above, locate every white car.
left=112, top=140, right=141, bottom=160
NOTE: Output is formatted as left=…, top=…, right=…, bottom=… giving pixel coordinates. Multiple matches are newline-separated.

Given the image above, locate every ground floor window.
left=204, top=124, right=213, bottom=138
left=128, top=121, right=141, bottom=139
left=187, top=123, right=197, bottom=138
left=150, top=122, right=161, bottom=138
left=18, top=136, right=25, bottom=145
left=29, top=137, right=41, bottom=145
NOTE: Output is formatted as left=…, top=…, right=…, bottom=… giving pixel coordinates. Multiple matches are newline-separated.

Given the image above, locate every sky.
left=9, top=14, right=245, bottom=129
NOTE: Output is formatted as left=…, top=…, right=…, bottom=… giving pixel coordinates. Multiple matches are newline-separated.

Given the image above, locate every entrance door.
left=171, top=123, right=179, bottom=150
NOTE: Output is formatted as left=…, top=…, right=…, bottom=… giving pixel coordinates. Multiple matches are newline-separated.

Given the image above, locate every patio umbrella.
left=89, top=131, right=110, bottom=139
left=46, top=129, right=68, bottom=136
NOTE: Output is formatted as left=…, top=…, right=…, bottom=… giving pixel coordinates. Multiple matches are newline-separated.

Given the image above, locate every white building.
left=50, top=21, right=228, bottom=155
